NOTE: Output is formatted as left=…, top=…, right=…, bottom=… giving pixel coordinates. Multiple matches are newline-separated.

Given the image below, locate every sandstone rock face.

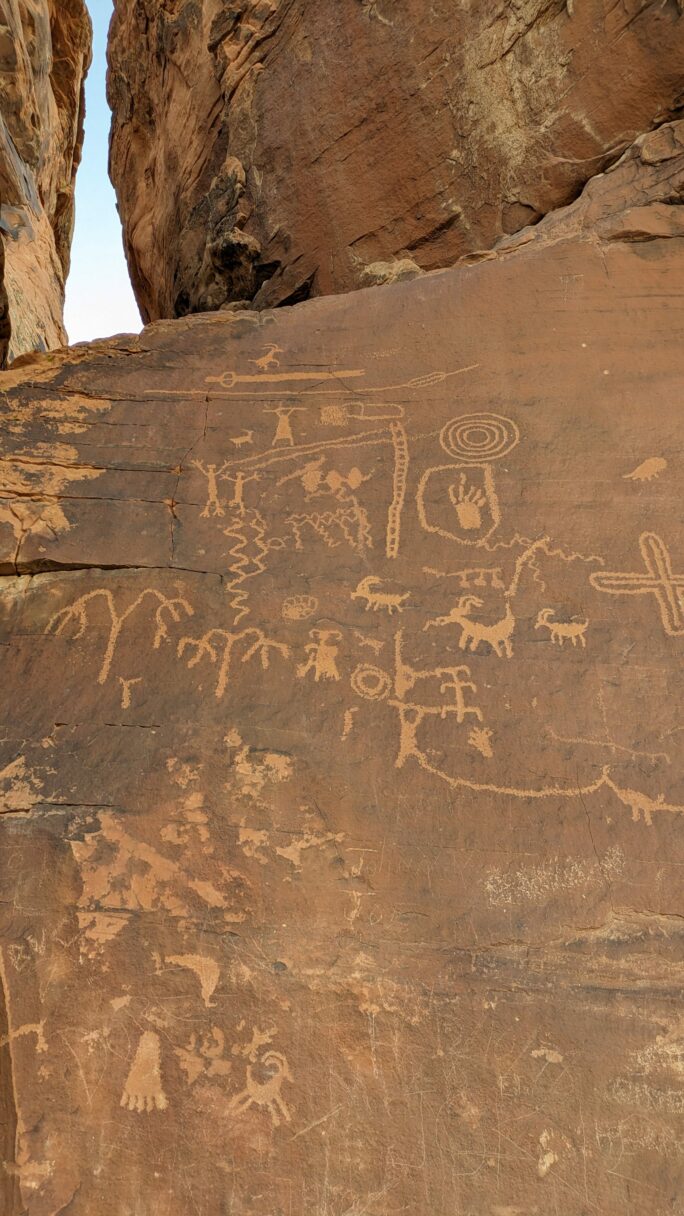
left=0, top=0, right=91, bottom=365
left=108, top=0, right=684, bottom=321
left=1, top=123, right=683, bottom=1214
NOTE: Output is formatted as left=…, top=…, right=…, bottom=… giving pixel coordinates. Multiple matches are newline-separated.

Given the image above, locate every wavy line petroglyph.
left=46, top=588, right=194, bottom=684
left=590, top=532, right=684, bottom=636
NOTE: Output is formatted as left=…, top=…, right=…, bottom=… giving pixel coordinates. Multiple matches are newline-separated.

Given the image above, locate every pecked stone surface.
left=107, top=0, right=684, bottom=321
left=1, top=148, right=684, bottom=1214
left=0, top=0, right=91, bottom=366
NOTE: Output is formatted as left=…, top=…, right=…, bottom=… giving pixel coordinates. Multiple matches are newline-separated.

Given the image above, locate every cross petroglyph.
left=590, top=532, right=684, bottom=637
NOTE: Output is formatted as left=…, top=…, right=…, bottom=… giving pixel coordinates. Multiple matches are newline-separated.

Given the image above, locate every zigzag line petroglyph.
left=386, top=421, right=409, bottom=559
left=224, top=509, right=283, bottom=625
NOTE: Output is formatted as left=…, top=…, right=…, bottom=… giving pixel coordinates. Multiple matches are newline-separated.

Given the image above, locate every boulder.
left=1, top=124, right=683, bottom=1214
left=0, top=0, right=91, bottom=365
left=108, top=0, right=684, bottom=319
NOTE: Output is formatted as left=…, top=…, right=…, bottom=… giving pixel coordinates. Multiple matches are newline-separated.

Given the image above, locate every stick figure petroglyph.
left=223, top=470, right=261, bottom=515
left=590, top=533, right=684, bottom=637
left=297, top=629, right=342, bottom=682
left=193, top=460, right=230, bottom=518
left=267, top=406, right=305, bottom=447
left=228, top=1050, right=294, bottom=1127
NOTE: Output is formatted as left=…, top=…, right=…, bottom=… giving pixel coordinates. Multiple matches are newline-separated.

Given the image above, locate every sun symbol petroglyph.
left=228, top=1050, right=294, bottom=1128
left=297, top=629, right=342, bottom=682
left=178, top=628, right=290, bottom=700
left=121, top=1031, right=168, bottom=1113
left=623, top=457, right=667, bottom=483
left=351, top=664, right=392, bottom=701
left=535, top=608, right=589, bottom=647
left=281, top=594, right=318, bottom=621
left=439, top=412, right=520, bottom=463
left=352, top=576, right=410, bottom=615
left=46, top=588, right=193, bottom=684
left=590, top=532, right=684, bottom=637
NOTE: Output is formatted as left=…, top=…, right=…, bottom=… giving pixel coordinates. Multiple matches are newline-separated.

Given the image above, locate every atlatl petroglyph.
left=178, top=627, right=290, bottom=700
left=46, top=587, right=194, bottom=684
left=590, top=532, right=684, bottom=637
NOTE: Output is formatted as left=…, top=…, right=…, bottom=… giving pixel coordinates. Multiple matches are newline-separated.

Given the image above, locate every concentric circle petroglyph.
left=439, top=413, right=520, bottom=463
left=351, top=664, right=392, bottom=701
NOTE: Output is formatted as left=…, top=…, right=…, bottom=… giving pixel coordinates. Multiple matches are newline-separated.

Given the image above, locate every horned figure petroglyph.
left=229, top=1050, right=294, bottom=1127
left=297, top=629, right=342, bottom=682
left=425, top=595, right=515, bottom=658
left=250, top=344, right=283, bottom=372
left=535, top=609, right=588, bottom=648
left=352, top=577, right=409, bottom=616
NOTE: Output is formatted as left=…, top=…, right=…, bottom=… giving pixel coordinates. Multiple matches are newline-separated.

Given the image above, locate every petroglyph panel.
left=0, top=227, right=683, bottom=1214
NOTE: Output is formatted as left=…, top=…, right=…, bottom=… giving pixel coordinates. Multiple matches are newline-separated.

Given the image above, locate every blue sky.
left=64, top=0, right=142, bottom=344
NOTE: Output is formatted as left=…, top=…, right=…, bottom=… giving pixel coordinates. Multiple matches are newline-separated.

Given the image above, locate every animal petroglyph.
left=417, top=463, right=502, bottom=546
left=425, top=594, right=515, bottom=658
left=439, top=412, right=520, bottom=463
left=266, top=406, right=305, bottom=447
left=46, top=588, right=194, bottom=684
left=590, top=532, right=684, bottom=636
left=250, top=343, right=283, bottom=371
left=121, top=1031, right=168, bottom=1113
left=352, top=576, right=409, bottom=615
left=535, top=608, right=588, bottom=647
left=386, top=421, right=409, bottom=559
left=230, top=430, right=254, bottom=449
left=228, top=1050, right=294, bottom=1128
left=623, top=456, right=667, bottom=482
left=297, top=629, right=342, bottom=682
left=178, top=628, right=290, bottom=700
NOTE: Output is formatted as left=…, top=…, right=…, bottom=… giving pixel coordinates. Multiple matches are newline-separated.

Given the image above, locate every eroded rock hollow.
left=0, top=0, right=91, bottom=366
left=1, top=122, right=683, bottom=1213
left=108, top=0, right=684, bottom=319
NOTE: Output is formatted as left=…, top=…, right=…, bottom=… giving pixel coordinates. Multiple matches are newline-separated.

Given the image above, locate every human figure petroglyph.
left=228, top=1050, right=294, bottom=1128
left=250, top=344, right=283, bottom=372
left=178, top=627, right=290, bottom=700
left=590, top=532, right=684, bottom=636
left=266, top=406, right=305, bottom=447
left=193, top=460, right=230, bottom=517
left=535, top=608, right=589, bottom=648
left=46, top=588, right=194, bottom=684
left=297, top=629, right=342, bottom=682
left=121, top=1031, right=168, bottom=1113
left=222, top=469, right=261, bottom=515
left=425, top=594, right=515, bottom=658
left=352, top=576, right=409, bottom=615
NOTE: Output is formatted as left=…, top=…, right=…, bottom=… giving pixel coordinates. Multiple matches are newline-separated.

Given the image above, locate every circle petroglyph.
left=440, top=413, right=520, bottom=463
left=281, top=595, right=318, bottom=621
left=351, top=664, right=392, bottom=701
